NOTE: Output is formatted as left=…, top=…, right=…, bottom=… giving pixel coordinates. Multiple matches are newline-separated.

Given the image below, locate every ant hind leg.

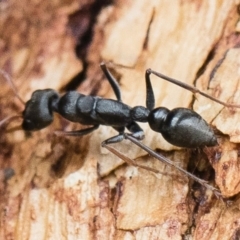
left=147, top=69, right=240, bottom=108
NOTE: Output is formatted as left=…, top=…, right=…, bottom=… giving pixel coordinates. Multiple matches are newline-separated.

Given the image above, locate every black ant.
left=1, top=63, right=239, bottom=196
left=1, top=63, right=227, bottom=147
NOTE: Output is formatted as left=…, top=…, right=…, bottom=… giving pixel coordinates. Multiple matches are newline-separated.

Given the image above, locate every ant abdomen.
left=148, top=107, right=217, bottom=148
left=22, top=89, right=59, bottom=131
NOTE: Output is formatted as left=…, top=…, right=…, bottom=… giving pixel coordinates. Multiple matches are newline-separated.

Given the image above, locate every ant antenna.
left=103, top=134, right=222, bottom=199
left=0, top=115, right=22, bottom=127
left=148, top=69, right=240, bottom=108
left=0, top=69, right=25, bottom=105
left=0, top=69, right=25, bottom=128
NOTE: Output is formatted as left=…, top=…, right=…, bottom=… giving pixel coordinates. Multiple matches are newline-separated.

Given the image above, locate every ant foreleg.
left=54, top=125, right=99, bottom=137
left=147, top=69, right=240, bottom=108
left=124, top=134, right=222, bottom=198
left=100, top=62, right=122, bottom=102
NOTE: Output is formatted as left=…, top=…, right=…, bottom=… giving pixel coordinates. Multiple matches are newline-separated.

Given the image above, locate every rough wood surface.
left=1, top=0, right=240, bottom=239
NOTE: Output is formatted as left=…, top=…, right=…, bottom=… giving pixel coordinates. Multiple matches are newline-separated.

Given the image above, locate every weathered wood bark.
left=1, top=0, right=240, bottom=239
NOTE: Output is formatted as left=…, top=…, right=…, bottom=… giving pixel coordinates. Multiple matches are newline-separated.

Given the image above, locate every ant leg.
left=126, top=121, right=144, bottom=140
left=103, top=143, right=166, bottom=174
left=101, top=126, right=125, bottom=146
left=124, top=133, right=222, bottom=198
left=147, top=69, right=240, bottom=108
left=100, top=62, right=122, bottom=102
left=54, top=125, right=99, bottom=137
left=145, top=69, right=155, bottom=110
left=101, top=122, right=144, bottom=147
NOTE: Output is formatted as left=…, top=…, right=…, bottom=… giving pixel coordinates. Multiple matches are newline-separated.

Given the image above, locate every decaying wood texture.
left=1, top=0, right=240, bottom=239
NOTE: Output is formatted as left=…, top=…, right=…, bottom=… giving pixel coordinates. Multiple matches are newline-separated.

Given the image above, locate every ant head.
left=0, top=70, right=60, bottom=132
left=22, top=89, right=59, bottom=131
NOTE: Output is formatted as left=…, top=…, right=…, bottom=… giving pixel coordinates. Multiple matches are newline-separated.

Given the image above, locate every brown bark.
left=1, top=0, right=240, bottom=239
